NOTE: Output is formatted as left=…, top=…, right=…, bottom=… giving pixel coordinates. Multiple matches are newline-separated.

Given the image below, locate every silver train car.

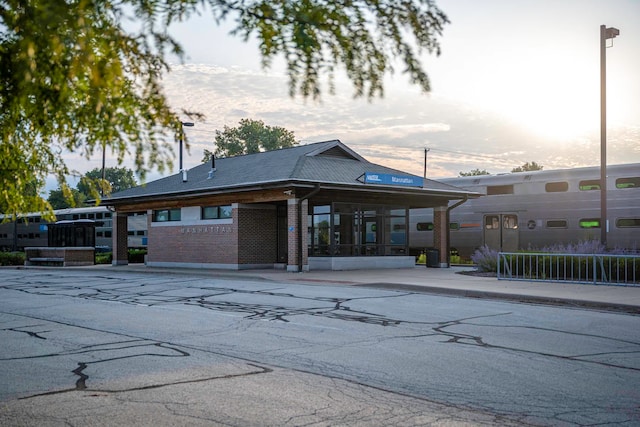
left=410, top=163, right=640, bottom=259
left=0, top=206, right=147, bottom=251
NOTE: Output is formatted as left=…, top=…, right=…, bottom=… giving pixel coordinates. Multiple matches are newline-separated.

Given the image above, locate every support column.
left=111, top=212, right=128, bottom=266
left=432, top=206, right=449, bottom=268
left=287, top=198, right=309, bottom=272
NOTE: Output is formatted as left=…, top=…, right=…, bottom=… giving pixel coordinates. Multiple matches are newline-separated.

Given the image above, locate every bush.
left=0, top=251, right=25, bottom=266
left=471, top=245, right=499, bottom=272
left=94, top=249, right=147, bottom=264
left=128, top=249, right=147, bottom=264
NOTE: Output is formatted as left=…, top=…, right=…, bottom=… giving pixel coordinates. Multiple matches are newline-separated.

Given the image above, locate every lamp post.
left=179, top=122, right=194, bottom=172
left=600, top=25, right=619, bottom=248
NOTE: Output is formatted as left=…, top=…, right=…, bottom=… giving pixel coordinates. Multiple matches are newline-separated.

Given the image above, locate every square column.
left=111, top=212, right=128, bottom=265
left=287, top=198, right=309, bottom=272
left=432, top=206, right=449, bottom=268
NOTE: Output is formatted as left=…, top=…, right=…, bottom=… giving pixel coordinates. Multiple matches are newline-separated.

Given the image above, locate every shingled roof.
left=105, top=140, right=473, bottom=203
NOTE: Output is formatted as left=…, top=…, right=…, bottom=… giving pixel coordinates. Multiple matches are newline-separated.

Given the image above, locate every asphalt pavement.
left=75, top=263, right=640, bottom=313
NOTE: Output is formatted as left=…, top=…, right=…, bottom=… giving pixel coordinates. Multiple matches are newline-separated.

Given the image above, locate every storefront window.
left=308, top=203, right=408, bottom=256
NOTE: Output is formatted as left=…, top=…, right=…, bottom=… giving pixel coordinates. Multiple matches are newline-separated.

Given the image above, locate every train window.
left=545, top=182, right=568, bottom=192
left=616, top=177, right=640, bottom=189
left=416, top=222, right=434, bottom=231
left=503, top=215, right=518, bottom=229
left=105, top=231, right=112, bottom=238
left=485, top=216, right=499, bottom=230
left=616, top=218, right=640, bottom=228
left=579, top=180, right=600, bottom=191
left=579, top=218, right=601, bottom=228
left=153, top=208, right=181, bottom=222
left=97, top=231, right=103, bottom=237
left=105, top=213, right=112, bottom=218
left=450, top=223, right=460, bottom=230
left=486, top=184, right=514, bottom=195
left=546, top=220, right=568, bottom=228
left=202, top=205, right=232, bottom=220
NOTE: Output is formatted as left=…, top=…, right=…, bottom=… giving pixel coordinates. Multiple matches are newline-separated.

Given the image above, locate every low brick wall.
left=25, top=247, right=95, bottom=267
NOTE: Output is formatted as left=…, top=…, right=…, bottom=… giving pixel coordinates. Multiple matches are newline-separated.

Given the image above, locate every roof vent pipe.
left=182, top=169, right=188, bottom=182
left=207, top=155, right=216, bottom=179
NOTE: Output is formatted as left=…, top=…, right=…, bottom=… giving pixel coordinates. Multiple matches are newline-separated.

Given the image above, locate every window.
left=486, top=184, right=514, bottom=195
left=546, top=220, right=568, bottom=228
left=416, top=222, right=434, bottom=231
left=136, top=230, right=146, bottom=236
left=616, top=177, right=640, bottom=189
left=202, top=205, right=232, bottom=219
left=579, top=180, right=600, bottom=191
left=579, top=218, right=601, bottom=228
left=105, top=231, right=112, bottom=238
left=485, top=216, right=499, bottom=230
left=616, top=218, right=640, bottom=228
left=152, top=208, right=181, bottom=222
left=545, top=182, right=568, bottom=192
left=449, top=223, right=460, bottom=230
left=128, top=231, right=134, bottom=236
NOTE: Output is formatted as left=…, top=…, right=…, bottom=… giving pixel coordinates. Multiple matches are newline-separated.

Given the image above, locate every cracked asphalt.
left=1, top=268, right=639, bottom=426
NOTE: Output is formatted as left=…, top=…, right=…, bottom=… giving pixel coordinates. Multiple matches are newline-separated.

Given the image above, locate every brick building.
left=104, top=140, right=478, bottom=271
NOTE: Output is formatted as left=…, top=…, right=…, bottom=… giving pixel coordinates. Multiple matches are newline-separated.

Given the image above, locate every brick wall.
left=237, top=205, right=277, bottom=264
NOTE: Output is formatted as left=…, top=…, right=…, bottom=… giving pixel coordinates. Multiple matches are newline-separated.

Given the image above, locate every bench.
left=25, top=247, right=95, bottom=267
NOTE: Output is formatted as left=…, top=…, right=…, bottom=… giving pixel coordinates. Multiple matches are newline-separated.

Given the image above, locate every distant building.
left=104, top=140, right=477, bottom=270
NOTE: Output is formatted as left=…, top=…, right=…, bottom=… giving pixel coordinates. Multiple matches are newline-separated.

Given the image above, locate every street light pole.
left=179, top=122, right=194, bottom=172
left=600, top=25, right=619, bottom=248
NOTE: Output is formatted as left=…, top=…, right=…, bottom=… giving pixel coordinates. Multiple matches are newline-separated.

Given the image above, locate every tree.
left=459, top=169, right=491, bottom=177
left=47, top=188, right=87, bottom=210
left=2, top=0, right=448, bottom=217
left=76, top=167, right=138, bottom=200
left=204, top=119, right=297, bottom=160
left=511, top=162, right=544, bottom=173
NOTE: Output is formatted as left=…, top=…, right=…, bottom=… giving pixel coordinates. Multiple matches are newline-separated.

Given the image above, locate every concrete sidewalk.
left=91, top=264, right=640, bottom=314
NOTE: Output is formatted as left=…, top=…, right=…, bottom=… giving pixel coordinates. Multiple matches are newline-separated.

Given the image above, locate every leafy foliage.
left=2, top=0, right=448, bottom=217
left=76, top=167, right=138, bottom=199
left=203, top=119, right=297, bottom=159
left=0, top=252, right=25, bottom=266
left=511, top=161, right=543, bottom=173
left=459, top=168, right=490, bottom=177
left=47, top=188, right=87, bottom=209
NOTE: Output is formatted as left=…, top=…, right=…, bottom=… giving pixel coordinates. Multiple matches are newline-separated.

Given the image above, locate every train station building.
left=104, top=140, right=478, bottom=271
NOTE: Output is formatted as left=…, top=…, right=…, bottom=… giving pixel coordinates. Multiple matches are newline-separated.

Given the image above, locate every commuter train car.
left=0, top=206, right=147, bottom=251
left=410, top=163, right=640, bottom=259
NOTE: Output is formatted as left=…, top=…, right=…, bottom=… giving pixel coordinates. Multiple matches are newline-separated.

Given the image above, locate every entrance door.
left=483, top=214, right=519, bottom=252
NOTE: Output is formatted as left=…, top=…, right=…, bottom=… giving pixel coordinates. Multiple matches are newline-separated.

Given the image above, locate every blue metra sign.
left=364, top=172, right=423, bottom=188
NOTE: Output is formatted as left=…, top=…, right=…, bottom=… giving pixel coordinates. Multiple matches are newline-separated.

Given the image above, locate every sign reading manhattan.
left=364, top=172, right=423, bottom=188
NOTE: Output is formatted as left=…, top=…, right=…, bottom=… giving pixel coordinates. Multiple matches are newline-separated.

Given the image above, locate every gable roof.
left=105, top=140, right=474, bottom=203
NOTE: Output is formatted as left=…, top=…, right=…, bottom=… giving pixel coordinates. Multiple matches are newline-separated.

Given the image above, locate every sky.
left=60, top=0, right=640, bottom=189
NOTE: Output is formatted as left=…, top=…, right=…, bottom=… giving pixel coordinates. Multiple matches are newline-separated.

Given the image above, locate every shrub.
left=0, top=251, right=25, bottom=266
left=95, top=252, right=113, bottom=264
left=128, top=249, right=147, bottom=264
left=471, top=245, right=498, bottom=272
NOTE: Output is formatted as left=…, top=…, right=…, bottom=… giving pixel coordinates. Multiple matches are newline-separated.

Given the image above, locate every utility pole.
left=423, top=147, right=430, bottom=179
left=600, top=24, right=620, bottom=248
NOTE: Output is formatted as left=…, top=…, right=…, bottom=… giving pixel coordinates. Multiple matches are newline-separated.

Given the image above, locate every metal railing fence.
left=497, top=252, right=640, bottom=286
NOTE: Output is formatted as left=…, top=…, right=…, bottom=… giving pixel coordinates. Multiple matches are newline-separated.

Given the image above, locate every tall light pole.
left=179, top=122, right=194, bottom=172
left=600, top=25, right=619, bottom=248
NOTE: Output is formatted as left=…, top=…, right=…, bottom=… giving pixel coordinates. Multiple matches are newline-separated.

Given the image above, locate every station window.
left=579, top=180, right=600, bottom=191
left=202, top=205, right=232, bottom=219
left=416, top=222, right=434, bottom=231
left=105, top=231, right=112, bottom=238
left=128, top=231, right=135, bottom=236
left=579, top=218, right=601, bottom=228
left=152, top=208, right=181, bottom=222
left=486, top=184, right=514, bottom=195
left=616, top=218, right=640, bottom=228
left=546, top=220, right=568, bottom=228
left=616, top=177, right=640, bottom=189
left=545, top=181, right=569, bottom=192
left=136, top=230, right=146, bottom=236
